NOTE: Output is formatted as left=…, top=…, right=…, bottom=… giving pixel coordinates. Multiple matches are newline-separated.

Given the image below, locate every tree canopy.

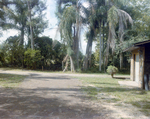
left=0, top=0, right=150, bottom=72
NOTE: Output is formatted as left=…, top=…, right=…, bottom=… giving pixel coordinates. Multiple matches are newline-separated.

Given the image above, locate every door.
left=135, top=54, right=139, bottom=83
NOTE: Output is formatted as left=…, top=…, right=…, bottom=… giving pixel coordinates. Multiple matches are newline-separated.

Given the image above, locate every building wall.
left=130, top=48, right=145, bottom=89
left=139, top=47, right=145, bottom=89
left=130, top=48, right=140, bottom=82
left=129, top=42, right=150, bottom=90
left=130, top=54, right=134, bottom=81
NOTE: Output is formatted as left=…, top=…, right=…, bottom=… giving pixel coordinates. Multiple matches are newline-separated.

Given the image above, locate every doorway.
left=134, top=53, right=139, bottom=83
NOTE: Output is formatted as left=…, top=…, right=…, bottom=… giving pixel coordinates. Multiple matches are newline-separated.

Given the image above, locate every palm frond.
left=59, top=6, right=76, bottom=47
left=119, top=9, right=133, bottom=26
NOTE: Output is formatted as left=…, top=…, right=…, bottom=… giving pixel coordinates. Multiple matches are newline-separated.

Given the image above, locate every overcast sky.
left=1, top=0, right=95, bottom=54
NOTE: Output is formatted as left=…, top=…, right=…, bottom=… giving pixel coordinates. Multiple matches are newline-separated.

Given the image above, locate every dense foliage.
left=24, top=49, right=42, bottom=69
left=0, top=36, right=66, bottom=70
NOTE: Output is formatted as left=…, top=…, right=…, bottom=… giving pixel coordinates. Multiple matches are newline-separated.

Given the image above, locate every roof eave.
left=123, top=46, right=139, bottom=52
left=134, top=40, right=150, bottom=46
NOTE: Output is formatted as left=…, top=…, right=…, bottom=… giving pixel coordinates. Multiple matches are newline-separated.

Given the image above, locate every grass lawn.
left=78, top=76, right=150, bottom=116
left=0, top=74, right=26, bottom=88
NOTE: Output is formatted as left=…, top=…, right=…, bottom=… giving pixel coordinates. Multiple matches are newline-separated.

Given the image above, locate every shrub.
left=107, top=65, right=118, bottom=78
left=24, top=49, right=42, bottom=69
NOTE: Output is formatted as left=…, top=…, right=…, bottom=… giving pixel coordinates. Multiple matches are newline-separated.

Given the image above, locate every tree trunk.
left=31, top=27, right=34, bottom=49
left=70, top=56, right=73, bottom=72
left=99, top=21, right=102, bottom=71
left=63, top=59, right=69, bottom=72
left=103, top=20, right=105, bottom=72
left=111, top=73, right=114, bottom=78
left=62, top=54, right=69, bottom=72
left=70, top=56, right=75, bottom=72
left=20, top=27, right=24, bottom=68
left=120, top=53, right=123, bottom=69
left=88, top=39, right=93, bottom=68
left=62, top=61, right=64, bottom=70
left=75, top=0, right=79, bottom=69
left=105, top=36, right=110, bottom=66
left=20, top=27, right=24, bottom=46
left=83, top=36, right=93, bottom=70
left=118, top=19, right=125, bottom=69
left=27, top=0, right=34, bottom=50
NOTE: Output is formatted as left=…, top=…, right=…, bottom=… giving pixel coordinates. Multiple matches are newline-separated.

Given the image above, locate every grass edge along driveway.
left=0, top=73, right=26, bottom=88
left=78, top=76, right=150, bottom=116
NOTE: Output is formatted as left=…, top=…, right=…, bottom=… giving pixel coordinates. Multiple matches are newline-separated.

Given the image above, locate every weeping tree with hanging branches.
left=106, top=3, right=133, bottom=69
left=56, top=0, right=85, bottom=72
left=58, top=5, right=76, bottom=72
left=83, top=0, right=133, bottom=71
left=56, top=0, right=133, bottom=72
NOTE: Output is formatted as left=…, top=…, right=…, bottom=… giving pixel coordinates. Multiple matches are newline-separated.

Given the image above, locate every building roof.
left=124, top=40, right=150, bottom=52
left=134, top=40, right=150, bottom=46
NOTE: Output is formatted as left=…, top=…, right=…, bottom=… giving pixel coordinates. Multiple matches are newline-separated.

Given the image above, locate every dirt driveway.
left=0, top=70, right=112, bottom=119
left=0, top=70, right=148, bottom=119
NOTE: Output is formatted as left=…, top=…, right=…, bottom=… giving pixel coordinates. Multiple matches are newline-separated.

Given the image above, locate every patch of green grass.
left=78, top=76, right=150, bottom=116
left=0, top=74, right=26, bottom=88
left=81, top=86, right=98, bottom=99
left=114, top=103, right=123, bottom=106
left=139, top=109, right=150, bottom=116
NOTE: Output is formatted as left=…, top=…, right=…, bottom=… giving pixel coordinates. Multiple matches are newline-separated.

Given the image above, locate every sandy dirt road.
left=0, top=70, right=111, bottom=119
left=0, top=70, right=148, bottom=119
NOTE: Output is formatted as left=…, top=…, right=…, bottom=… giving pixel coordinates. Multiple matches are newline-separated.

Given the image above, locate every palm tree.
left=83, top=28, right=95, bottom=70
left=58, top=5, right=76, bottom=72
left=83, top=0, right=107, bottom=71
left=83, top=0, right=133, bottom=70
left=106, top=3, right=133, bottom=68
left=4, top=0, right=47, bottom=47
left=56, top=0, right=133, bottom=71
left=0, top=0, right=15, bottom=35
left=4, top=0, right=28, bottom=46
left=26, top=0, right=47, bottom=50
left=56, top=0, right=85, bottom=71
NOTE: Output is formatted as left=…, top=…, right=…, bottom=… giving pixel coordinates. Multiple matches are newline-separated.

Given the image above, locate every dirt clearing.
left=0, top=70, right=149, bottom=119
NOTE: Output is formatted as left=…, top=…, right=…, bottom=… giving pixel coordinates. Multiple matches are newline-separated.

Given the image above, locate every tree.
left=83, top=0, right=107, bottom=71
left=83, top=29, right=95, bottom=70
left=27, top=0, right=34, bottom=49
left=34, top=36, right=52, bottom=67
left=0, top=0, right=6, bottom=36
left=26, top=0, right=47, bottom=49
left=24, top=49, right=42, bottom=69
left=4, top=0, right=47, bottom=47
left=0, top=0, right=16, bottom=36
left=34, top=36, right=66, bottom=70
left=105, top=1, right=133, bottom=69
left=4, top=0, right=28, bottom=45
left=56, top=0, right=86, bottom=71
left=85, top=0, right=133, bottom=70
left=2, top=36, right=25, bottom=67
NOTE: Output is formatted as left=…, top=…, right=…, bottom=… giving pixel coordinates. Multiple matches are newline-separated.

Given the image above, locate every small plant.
left=107, top=65, right=118, bottom=78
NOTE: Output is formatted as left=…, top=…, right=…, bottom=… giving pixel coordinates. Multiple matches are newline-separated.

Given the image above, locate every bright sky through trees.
left=1, top=0, right=92, bottom=54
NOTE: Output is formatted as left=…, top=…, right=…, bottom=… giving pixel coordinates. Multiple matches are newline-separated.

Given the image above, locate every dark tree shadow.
left=113, top=77, right=130, bottom=80
left=0, top=87, right=113, bottom=119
